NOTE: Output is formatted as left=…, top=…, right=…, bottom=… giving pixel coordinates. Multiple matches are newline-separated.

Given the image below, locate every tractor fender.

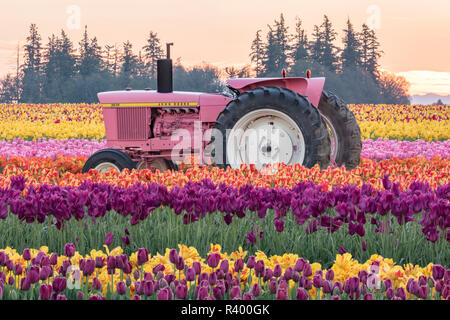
left=226, top=77, right=325, bottom=107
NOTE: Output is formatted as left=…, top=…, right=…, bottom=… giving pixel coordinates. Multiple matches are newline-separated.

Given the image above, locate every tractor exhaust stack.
left=157, top=59, right=173, bottom=93
left=157, top=43, right=174, bottom=93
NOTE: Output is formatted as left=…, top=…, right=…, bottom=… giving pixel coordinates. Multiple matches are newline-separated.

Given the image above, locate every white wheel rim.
left=227, top=109, right=306, bottom=170
left=94, top=162, right=120, bottom=173
left=320, top=114, right=339, bottom=161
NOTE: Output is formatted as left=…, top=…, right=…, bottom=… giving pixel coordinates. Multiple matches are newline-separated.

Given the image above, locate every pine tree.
left=78, top=25, right=103, bottom=77
left=309, top=24, right=323, bottom=64
left=320, top=15, right=339, bottom=72
left=291, top=17, right=309, bottom=63
left=261, top=14, right=291, bottom=76
left=341, top=18, right=362, bottom=72
left=249, top=29, right=265, bottom=76
left=21, top=24, right=42, bottom=102
left=359, top=24, right=383, bottom=79
left=143, top=31, right=164, bottom=79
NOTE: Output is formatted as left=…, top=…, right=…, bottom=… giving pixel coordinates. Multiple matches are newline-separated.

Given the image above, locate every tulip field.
left=0, top=102, right=449, bottom=300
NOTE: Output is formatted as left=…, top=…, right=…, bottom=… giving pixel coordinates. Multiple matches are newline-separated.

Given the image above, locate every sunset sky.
left=1, top=0, right=449, bottom=95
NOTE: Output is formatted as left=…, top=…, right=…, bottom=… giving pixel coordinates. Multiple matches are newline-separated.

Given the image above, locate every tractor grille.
left=117, top=107, right=148, bottom=140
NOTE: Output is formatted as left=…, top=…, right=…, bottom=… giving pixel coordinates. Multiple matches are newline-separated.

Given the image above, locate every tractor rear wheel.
left=317, top=91, right=362, bottom=170
left=82, top=149, right=136, bottom=173
left=212, top=86, right=331, bottom=170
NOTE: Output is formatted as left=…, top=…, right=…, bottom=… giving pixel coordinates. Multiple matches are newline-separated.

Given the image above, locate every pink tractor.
left=83, top=49, right=361, bottom=173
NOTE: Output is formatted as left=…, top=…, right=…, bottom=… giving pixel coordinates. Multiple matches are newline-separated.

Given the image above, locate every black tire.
left=212, top=86, right=331, bottom=169
left=82, top=148, right=136, bottom=173
left=318, top=91, right=362, bottom=170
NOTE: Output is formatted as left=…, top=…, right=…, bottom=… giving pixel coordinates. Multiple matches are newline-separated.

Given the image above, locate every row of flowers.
left=0, top=244, right=448, bottom=300
left=2, top=175, right=448, bottom=243
left=0, top=103, right=449, bottom=141
left=0, top=156, right=448, bottom=191
left=1, top=138, right=449, bottom=161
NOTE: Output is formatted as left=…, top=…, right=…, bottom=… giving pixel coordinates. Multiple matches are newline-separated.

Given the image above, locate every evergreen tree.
left=309, top=24, right=323, bottom=66
left=291, top=17, right=309, bottom=63
left=78, top=25, right=103, bottom=77
left=341, top=18, right=361, bottom=72
left=249, top=29, right=265, bottom=76
left=42, top=30, right=76, bottom=101
left=359, top=23, right=383, bottom=79
left=21, top=24, right=42, bottom=102
left=143, top=31, right=164, bottom=79
left=0, top=74, right=19, bottom=102
left=319, top=15, right=339, bottom=72
left=261, top=14, right=291, bottom=76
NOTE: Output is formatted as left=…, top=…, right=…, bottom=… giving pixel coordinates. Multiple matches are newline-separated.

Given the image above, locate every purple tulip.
left=92, top=277, right=102, bottom=291
left=396, top=287, right=406, bottom=300
left=95, top=256, right=104, bottom=269
left=384, top=278, right=393, bottom=291
left=251, top=283, right=261, bottom=297
left=296, top=287, right=308, bottom=300
left=77, top=291, right=84, bottom=300
left=418, top=285, right=428, bottom=299
left=89, top=295, right=105, bottom=300
left=432, top=265, right=445, bottom=280
left=83, top=259, right=95, bottom=276
left=104, top=232, right=114, bottom=246
left=27, top=268, right=40, bottom=284
left=56, top=294, right=67, bottom=300
left=276, top=288, right=289, bottom=300
left=197, top=286, right=209, bottom=300
left=143, top=280, right=154, bottom=297
left=157, top=287, right=173, bottom=300
left=52, top=277, right=67, bottom=293
left=332, top=295, right=341, bottom=300
left=273, top=264, right=282, bottom=278
left=14, top=263, right=23, bottom=276
left=255, top=260, right=265, bottom=278
left=269, top=278, right=277, bottom=293
left=338, top=246, right=347, bottom=254
left=39, top=284, right=52, bottom=300
left=169, top=249, right=179, bottom=265
left=121, top=236, right=130, bottom=246
left=20, top=277, right=31, bottom=291
left=116, top=281, right=127, bottom=295
left=206, top=253, right=221, bottom=269
left=152, top=264, right=165, bottom=275
left=137, top=248, right=149, bottom=266
left=243, top=292, right=255, bottom=300
left=213, top=286, right=224, bottom=300
left=50, top=253, right=58, bottom=265
left=303, top=263, right=312, bottom=277
left=132, top=295, right=141, bottom=300
left=175, top=256, right=185, bottom=271
left=192, top=261, right=201, bottom=275
left=246, top=256, right=256, bottom=269
left=185, top=268, right=195, bottom=282
left=234, top=259, right=244, bottom=273
left=64, top=243, right=76, bottom=258
left=22, top=248, right=32, bottom=261
left=363, top=293, right=374, bottom=300
left=264, top=268, right=274, bottom=282
left=8, top=276, right=14, bottom=286
left=219, top=259, right=229, bottom=274
left=284, top=267, right=293, bottom=280
left=230, top=286, right=241, bottom=299
left=175, top=284, right=188, bottom=299
left=294, top=258, right=305, bottom=273
left=208, top=272, right=217, bottom=286
left=325, top=269, right=334, bottom=281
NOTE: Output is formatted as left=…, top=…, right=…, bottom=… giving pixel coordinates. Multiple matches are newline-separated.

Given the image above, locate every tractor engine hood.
left=226, top=77, right=325, bottom=107
left=97, top=90, right=205, bottom=107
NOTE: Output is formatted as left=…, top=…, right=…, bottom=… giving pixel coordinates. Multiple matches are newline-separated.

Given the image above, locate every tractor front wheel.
left=82, top=149, right=136, bottom=173
left=318, top=91, right=362, bottom=170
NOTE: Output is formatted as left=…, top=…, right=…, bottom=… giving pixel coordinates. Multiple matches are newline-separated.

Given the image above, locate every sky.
left=1, top=0, right=450, bottom=96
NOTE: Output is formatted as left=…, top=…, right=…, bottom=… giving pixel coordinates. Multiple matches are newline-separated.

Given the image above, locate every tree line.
left=0, top=14, right=410, bottom=104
